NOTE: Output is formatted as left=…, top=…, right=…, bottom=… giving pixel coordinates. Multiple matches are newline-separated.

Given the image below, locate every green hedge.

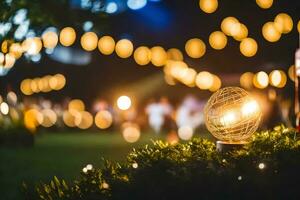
left=26, top=125, right=300, bottom=200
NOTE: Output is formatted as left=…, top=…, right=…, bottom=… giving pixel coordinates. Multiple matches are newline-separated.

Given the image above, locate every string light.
left=274, top=13, right=293, bottom=34
left=185, top=38, right=206, bottom=58
left=59, top=27, right=76, bottom=47
left=256, top=0, right=273, bottom=9
left=209, top=31, right=227, bottom=50
left=80, top=32, right=98, bottom=51
left=239, top=38, right=258, bottom=57
left=115, top=39, right=133, bottom=58
left=262, top=22, right=281, bottom=42
left=199, top=0, right=218, bottom=14
left=98, top=36, right=115, bottom=55
left=117, top=96, right=131, bottom=110
left=151, top=46, right=167, bottom=67
left=134, top=46, right=151, bottom=66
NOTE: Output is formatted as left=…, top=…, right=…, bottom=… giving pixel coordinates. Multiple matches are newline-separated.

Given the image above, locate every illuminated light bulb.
left=76, top=111, right=93, bottom=129
left=80, top=32, right=98, bottom=51
left=95, top=110, right=113, bottom=129
left=288, top=65, right=295, bottom=82
left=253, top=71, right=269, bottom=89
left=98, top=36, right=115, bottom=55
left=233, top=24, right=248, bottom=41
left=0, top=102, right=9, bottom=115
left=178, top=126, right=194, bottom=140
left=9, top=43, right=23, bottom=59
left=132, top=163, right=138, bottom=168
left=69, top=99, right=85, bottom=112
left=122, top=123, right=140, bottom=143
left=240, top=72, right=254, bottom=89
left=209, top=31, right=227, bottom=50
left=40, top=109, right=57, bottom=127
left=134, top=46, right=151, bottom=66
left=42, top=31, right=58, bottom=49
left=117, top=95, right=131, bottom=110
left=256, top=0, right=273, bottom=9
left=151, top=46, right=167, bottom=67
left=209, top=75, right=222, bottom=92
left=269, top=70, right=287, bottom=88
left=195, top=71, right=214, bottom=90
left=20, top=79, right=33, bottom=95
left=185, top=38, right=206, bottom=58
left=204, top=87, right=262, bottom=142
left=258, top=163, right=265, bottom=169
left=221, top=17, right=239, bottom=36
left=199, top=0, right=218, bottom=14
left=262, top=22, right=281, bottom=42
left=239, top=38, right=258, bottom=57
left=274, top=13, right=293, bottom=34
left=115, top=39, right=133, bottom=58
left=242, top=100, right=260, bottom=117
left=166, top=48, right=183, bottom=61
left=59, top=27, right=76, bottom=47
left=22, top=37, right=42, bottom=55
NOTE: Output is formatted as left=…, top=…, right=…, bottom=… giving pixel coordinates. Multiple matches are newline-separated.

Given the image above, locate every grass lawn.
left=0, top=130, right=212, bottom=200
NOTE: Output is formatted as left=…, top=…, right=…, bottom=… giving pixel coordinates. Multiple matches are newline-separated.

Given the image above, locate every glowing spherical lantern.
left=134, top=46, right=151, bottom=66
left=185, top=38, right=206, bottom=58
left=42, top=31, right=58, bottom=49
left=199, top=0, right=218, bottom=14
left=253, top=71, right=269, bottom=89
left=204, top=87, right=262, bottom=143
left=240, top=72, right=254, bottom=89
left=221, top=17, right=239, bottom=36
left=117, top=95, right=131, bottom=110
left=59, top=27, right=76, bottom=47
left=233, top=24, right=248, bottom=41
left=256, top=0, right=273, bottom=9
left=274, top=13, right=293, bottom=34
left=122, top=123, right=141, bottom=143
left=167, top=48, right=183, bottom=61
left=269, top=70, right=287, bottom=88
left=115, top=39, right=133, bottom=58
left=195, top=71, right=214, bottom=90
left=239, top=38, right=258, bottom=57
left=80, top=32, right=98, bottom=51
left=151, top=46, right=167, bottom=67
left=262, top=22, right=281, bottom=42
left=209, top=31, right=227, bottom=50
left=98, top=36, right=115, bottom=55
left=95, top=110, right=113, bottom=129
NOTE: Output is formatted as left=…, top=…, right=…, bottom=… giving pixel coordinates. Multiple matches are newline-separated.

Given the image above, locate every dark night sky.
left=1, top=0, right=300, bottom=104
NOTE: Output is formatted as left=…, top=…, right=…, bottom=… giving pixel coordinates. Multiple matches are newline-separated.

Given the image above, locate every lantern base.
left=216, top=141, right=247, bottom=153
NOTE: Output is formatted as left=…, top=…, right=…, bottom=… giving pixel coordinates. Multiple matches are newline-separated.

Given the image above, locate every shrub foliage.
left=27, top=125, right=300, bottom=200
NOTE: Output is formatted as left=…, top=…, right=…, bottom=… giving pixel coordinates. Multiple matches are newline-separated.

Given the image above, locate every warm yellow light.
left=209, top=31, right=227, bottom=50
left=30, top=78, right=40, bottom=93
left=178, top=126, right=194, bottom=140
left=298, top=20, right=300, bottom=33
left=185, top=38, right=206, bottom=58
left=117, top=95, right=131, bottom=110
left=134, top=46, right=151, bottom=66
left=199, top=0, right=218, bottom=14
left=53, top=74, right=66, bottom=90
left=40, top=109, right=57, bottom=127
left=22, top=37, right=42, bottom=55
left=122, top=123, right=140, bottom=143
left=7, top=91, right=17, bottom=105
left=59, top=27, right=76, bottom=47
left=166, top=48, right=183, bottom=61
left=221, top=17, right=239, bottom=36
left=4, top=53, right=16, bottom=68
left=288, top=65, right=295, bottom=82
left=95, top=110, right=113, bottom=129
left=233, top=24, right=248, bottom=41
left=0, top=102, right=9, bottom=115
left=195, top=71, right=214, bottom=90
left=269, top=70, right=286, bottom=88
left=24, top=109, right=43, bottom=132
left=262, top=22, right=281, bottom=42
left=20, top=79, right=33, bottom=95
left=239, top=38, right=258, bottom=57
left=80, top=32, right=98, bottom=51
left=42, top=31, right=58, bottom=49
left=256, top=0, right=273, bottom=9
left=209, top=75, right=222, bottom=92
left=69, top=99, right=85, bottom=112
left=75, top=111, right=93, bottom=129
left=63, top=111, right=77, bottom=127
left=274, top=13, right=293, bottom=34
left=240, top=72, right=254, bottom=89
left=253, top=71, right=269, bottom=89
left=242, top=100, right=260, bottom=117
left=220, top=111, right=236, bottom=126
left=98, top=36, right=115, bottom=55
left=151, top=46, right=167, bottom=67
left=115, top=39, right=133, bottom=58
left=9, top=43, right=23, bottom=59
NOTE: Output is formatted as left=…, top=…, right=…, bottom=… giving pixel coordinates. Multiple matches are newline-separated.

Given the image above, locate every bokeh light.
left=0, top=102, right=9, bottom=115
left=75, top=111, right=93, bottom=129
left=127, top=0, right=147, bottom=10
left=59, top=27, right=76, bottom=47
left=256, top=0, right=273, bottom=9
left=95, top=110, right=113, bottom=129
left=106, top=2, right=118, bottom=14
left=166, top=48, right=183, bottom=61
left=253, top=71, right=269, bottom=89
left=115, top=39, right=133, bottom=58
left=233, top=24, right=248, bottom=41
left=185, top=38, right=206, bottom=58
left=221, top=17, right=239, bottom=36
left=209, top=31, right=227, bottom=50
left=122, top=123, right=140, bottom=143
left=22, top=37, right=42, bottom=55
left=40, top=109, right=57, bottom=127
left=134, top=46, right=151, bottom=66
left=269, top=70, right=287, bottom=88
left=288, top=65, right=295, bottom=82
left=240, top=72, right=254, bottom=89
left=262, top=22, right=281, bottom=42
left=209, top=75, right=222, bottom=92
left=98, top=36, right=115, bottom=55
left=42, top=30, right=58, bottom=49
left=274, top=13, right=293, bottom=34
left=239, top=38, right=258, bottom=57
left=199, top=0, right=218, bottom=14
left=69, top=99, right=85, bottom=112
left=195, top=71, right=214, bottom=90
left=151, top=46, right=167, bottom=67
left=81, top=32, right=98, bottom=51
left=9, top=43, right=23, bottom=59
left=178, top=126, right=194, bottom=140
left=117, top=95, right=131, bottom=110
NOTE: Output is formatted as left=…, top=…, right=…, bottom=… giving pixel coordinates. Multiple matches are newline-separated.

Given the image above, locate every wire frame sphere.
left=204, top=87, right=262, bottom=143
